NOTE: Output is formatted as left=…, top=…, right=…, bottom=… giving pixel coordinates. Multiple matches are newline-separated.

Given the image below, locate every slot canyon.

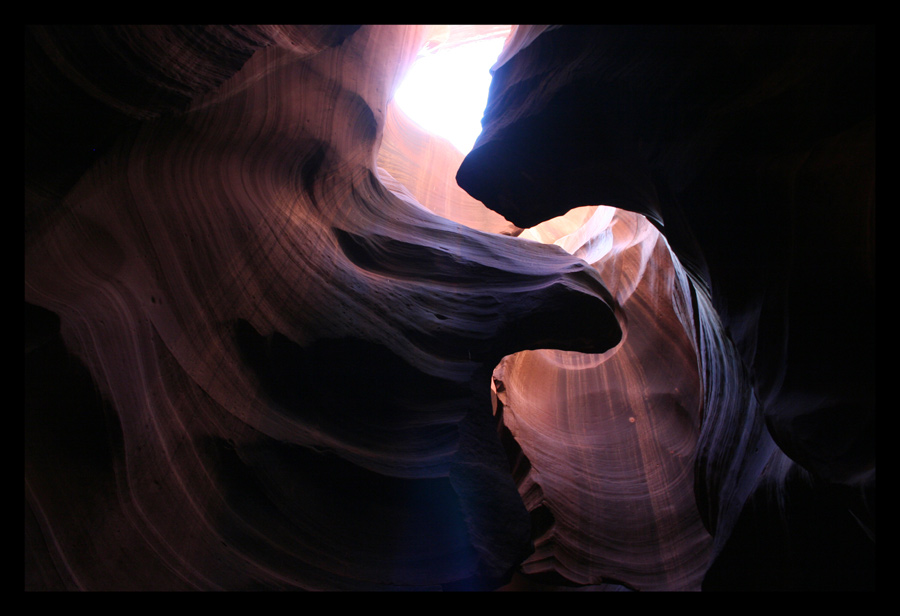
left=24, top=24, right=875, bottom=591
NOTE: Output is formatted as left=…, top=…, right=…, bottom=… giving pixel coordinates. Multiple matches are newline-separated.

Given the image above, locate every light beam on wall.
left=394, top=35, right=507, bottom=154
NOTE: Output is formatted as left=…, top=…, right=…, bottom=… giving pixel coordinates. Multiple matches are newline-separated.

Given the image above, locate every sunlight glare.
left=394, top=36, right=506, bottom=154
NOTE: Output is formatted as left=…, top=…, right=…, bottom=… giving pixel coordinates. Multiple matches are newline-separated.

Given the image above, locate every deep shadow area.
left=234, top=317, right=469, bottom=443
left=702, top=465, right=876, bottom=591
left=24, top=302, right=123, bottom=590
left=199, top=432, right=483, bottom=590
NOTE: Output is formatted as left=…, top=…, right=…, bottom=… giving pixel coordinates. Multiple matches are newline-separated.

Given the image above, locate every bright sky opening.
left=394, top=36, right=507, bottom=154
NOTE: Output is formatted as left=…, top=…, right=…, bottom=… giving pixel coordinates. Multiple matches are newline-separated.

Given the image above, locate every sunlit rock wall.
left=492, top=207, right=712, bottom=591
left=458, top=24, right=875, bottom=591
left=375, top=25, right=518, bottom=236
left=377, top=103, right=519, bottom=236
left=25, top=24, right=875, bottom=592
left=25, top=24, right=621, bottom=591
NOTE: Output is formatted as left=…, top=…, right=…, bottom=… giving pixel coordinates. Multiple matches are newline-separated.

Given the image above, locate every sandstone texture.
left=25, top=24, right=875, bottom=591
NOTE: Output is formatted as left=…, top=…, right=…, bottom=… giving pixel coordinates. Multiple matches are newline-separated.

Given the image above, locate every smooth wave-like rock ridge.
left=25, top=25, right=620, bottom=591
left=493, top=206, right=712, bottom=590
left=460, top=25, right=875, bottom=591
left=25, top=24, right=875, bottom=591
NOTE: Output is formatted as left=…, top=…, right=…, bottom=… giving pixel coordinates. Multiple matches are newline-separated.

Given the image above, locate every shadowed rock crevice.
left=24, top=24, right=875, bottom=591
left=460, top=24, right=874, bottom=591
left=233, top=318, right=467, bottom=453
left=200, top=433, right=481, bottom=590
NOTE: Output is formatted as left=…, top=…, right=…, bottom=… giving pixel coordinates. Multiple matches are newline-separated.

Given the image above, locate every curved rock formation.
left=25, top=24, right=875, bottom=591
left=492, top=207, right=711, bottom=591
left=377, top=103, right=519, bottom=236
left=25, top=24, right=619, bottom=591
left=459, top=25, right=875, bottom=591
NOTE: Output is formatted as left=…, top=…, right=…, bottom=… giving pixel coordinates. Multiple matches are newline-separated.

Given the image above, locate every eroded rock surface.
left=25, top=24, right=621, bottom=591
left=459, top=25, right=875, bottom=591
left=25, top=24, right=875, bottom=591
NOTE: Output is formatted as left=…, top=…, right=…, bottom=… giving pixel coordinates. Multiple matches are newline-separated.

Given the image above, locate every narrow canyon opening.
left=379, top=25, right=710, bottom=591
left=24, top=24, right=876, bottom=592
left=394, top=25, right=508, bottom=155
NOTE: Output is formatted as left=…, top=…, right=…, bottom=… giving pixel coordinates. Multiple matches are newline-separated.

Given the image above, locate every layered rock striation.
left=25, top=24, right=620, bottom=591
left=25, top=24, right=875, bottom=591
left=458, top=24, right=875, bottom=591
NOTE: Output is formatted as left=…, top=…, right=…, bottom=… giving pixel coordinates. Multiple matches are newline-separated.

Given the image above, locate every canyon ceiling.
left=24, top=24, right=875, bottom=591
